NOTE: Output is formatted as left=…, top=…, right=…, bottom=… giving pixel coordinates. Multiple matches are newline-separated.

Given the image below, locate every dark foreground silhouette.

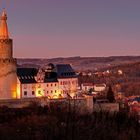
left=0, top=102, right=139, bottom=140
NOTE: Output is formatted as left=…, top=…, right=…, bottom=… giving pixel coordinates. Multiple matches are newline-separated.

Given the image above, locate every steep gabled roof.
left=17, top=64, right=77, bottom=83
left=44, top=71, right=58, bottom=83
left=55, top=64, right=77, bottom=78
left=82, top=83, right=94, bottom=86
left=17, top=68, right=38, bottom=84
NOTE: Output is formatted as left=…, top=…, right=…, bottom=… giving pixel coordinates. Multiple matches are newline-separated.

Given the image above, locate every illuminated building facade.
left=56, top=64, right=78, bottom=98
left=17, top=64, right=78, bottom=99
left=0, top=10, right=78, bottom=99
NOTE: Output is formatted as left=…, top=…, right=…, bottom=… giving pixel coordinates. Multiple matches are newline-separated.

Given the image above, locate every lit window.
left=38, top=90, right=41, bottom=95
left=32, top=84, right=35, bottom=89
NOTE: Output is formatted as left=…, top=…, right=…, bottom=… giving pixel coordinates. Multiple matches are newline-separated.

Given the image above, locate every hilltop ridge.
left=17, top=56, right=140, bottom=71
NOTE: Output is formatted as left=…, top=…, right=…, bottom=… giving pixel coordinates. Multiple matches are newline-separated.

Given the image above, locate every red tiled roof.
left=82, top=83, right=94, bottom=86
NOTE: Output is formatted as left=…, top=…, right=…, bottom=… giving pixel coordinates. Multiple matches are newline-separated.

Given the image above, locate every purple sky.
left=0, top=0, right=140, bottom=58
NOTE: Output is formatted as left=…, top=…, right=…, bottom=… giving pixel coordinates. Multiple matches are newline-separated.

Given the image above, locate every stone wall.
left=93, top=103, right=119, bottom=112
left=0, top=97, right=91, bottom=114
left=0, top=37, right=17, bottom=99
left=0, top=39, right=13, bottom=58
left=0, top=59, right=17, bottom=99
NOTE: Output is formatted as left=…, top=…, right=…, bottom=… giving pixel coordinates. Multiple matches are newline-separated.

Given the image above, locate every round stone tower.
left=0, top=10, right=17, bottom=99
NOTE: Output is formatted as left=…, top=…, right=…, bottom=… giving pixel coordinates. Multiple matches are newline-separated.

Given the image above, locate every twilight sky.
left=0, top=0, right=140, bottom=58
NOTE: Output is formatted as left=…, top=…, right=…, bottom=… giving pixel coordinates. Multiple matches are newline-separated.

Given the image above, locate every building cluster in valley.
left=77, top=69, right=123, bottom=76
left=80, top=83, right=106, bottom=94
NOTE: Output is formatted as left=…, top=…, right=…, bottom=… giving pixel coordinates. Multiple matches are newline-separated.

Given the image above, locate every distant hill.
left=17, top=56, right=140, bottom=71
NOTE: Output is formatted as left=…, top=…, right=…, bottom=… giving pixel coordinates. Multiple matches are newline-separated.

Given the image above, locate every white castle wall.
left=58, top=78, right=78, bottom=98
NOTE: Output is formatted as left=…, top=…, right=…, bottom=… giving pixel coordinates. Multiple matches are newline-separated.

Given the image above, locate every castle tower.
left=0, top=10, right=17, bottom=99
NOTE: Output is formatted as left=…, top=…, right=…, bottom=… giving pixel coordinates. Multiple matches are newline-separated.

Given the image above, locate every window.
left=24, top=91, right=27, bottom=96
left=38, top=90, right=41, bottom=95
left=55, top=84, right=57, bottom=86
left=47, top=91, right=49, bottom=94
left=51, top=90, right=53, bottom=93
left=55, top=90, right=57, bottom=93
left=23, top=84, right=27, bottom=89
left=47, top=84, right=49, bottom=87
left=32, top=84, right=35, bottom=89
left=32, top=91, right=35, bottom=95
left=38, top=84, right=41, bottom=88
left=51, top=84, right=53, bottom=87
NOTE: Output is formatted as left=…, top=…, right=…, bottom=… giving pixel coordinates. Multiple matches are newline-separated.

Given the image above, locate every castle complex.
left=0, top=10, right=78, bottom=100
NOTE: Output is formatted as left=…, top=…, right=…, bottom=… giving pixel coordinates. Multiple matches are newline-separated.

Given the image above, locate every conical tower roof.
left=0, top=10, right=9, bottom=39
